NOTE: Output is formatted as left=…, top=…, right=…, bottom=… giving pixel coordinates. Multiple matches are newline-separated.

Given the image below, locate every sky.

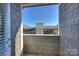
left=23, top=5, right=59, bottom=27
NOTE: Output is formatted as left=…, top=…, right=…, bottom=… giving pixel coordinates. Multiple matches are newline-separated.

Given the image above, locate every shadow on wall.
left=23, top=35, right=60, bottom=56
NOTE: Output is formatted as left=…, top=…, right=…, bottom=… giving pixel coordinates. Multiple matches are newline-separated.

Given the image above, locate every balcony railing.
left=23, top=34, right=60, bottom=56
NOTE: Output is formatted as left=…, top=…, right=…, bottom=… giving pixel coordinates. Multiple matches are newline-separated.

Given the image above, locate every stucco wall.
left=23, top=34, right=60, bottom=56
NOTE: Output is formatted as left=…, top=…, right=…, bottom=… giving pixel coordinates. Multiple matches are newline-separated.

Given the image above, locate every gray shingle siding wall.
left=59, top=3, right=79, bottom=56
left=10, top=3, right=21, bottom=56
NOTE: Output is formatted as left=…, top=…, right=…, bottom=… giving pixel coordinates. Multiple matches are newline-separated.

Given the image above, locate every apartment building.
left=23, top=23, right=58, bottom=34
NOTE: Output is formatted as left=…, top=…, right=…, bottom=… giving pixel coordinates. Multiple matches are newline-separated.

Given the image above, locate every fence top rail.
left=23, top=34, right=60, bottom=36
